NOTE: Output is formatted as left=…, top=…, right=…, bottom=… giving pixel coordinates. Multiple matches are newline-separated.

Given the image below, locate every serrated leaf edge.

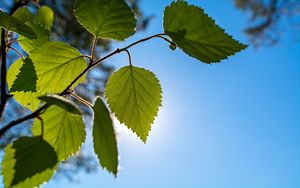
left=104, top=66, right=162, bottom=143
left=163, top=0, right=248, bottom=64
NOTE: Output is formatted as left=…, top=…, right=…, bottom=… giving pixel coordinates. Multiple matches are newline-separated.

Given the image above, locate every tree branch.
left=0, top=104, right=48, bottom=138
left=0, top=28, right=8, bottom=120
left=0, top=33, right=170, bottom=138
left=0, top=0, right=31, bottom=120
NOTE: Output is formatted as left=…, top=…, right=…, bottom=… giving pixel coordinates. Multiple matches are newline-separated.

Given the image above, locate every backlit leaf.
left=12, top=7, right=33, bottom=23
left=2, top=136, right=58, bottom=188
left=7, top=58, right=41, bottom=111
left=105, top=66, right=162, bottom=142
left=74, top=0, right=136, bottom=40
left=164, top=1, right=247, bottom=63
left=10, top=58, right=37, bottom=92
left=32, top=106, right=86, bottom=161
left=0, top=10, right=36, bottom=39
left=30, top=41, right=87, bottom=93
left=93, top=98, right=118, bottom=175
left=34, top=6, right=54, bottom=29
left=18, top=22, right=50, bottom=53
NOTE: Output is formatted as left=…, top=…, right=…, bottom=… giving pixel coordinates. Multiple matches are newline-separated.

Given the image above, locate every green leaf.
left=34, top=6, right=54, bottom=29
left=105, top=66, right=162, bottom=142
left=10, top=58, right=37, bottom=92
left=93, top=98, right=118, bottom=175
left=74, top=0, right=136, bottom=40
left=12, top=92, right=41, bottom=111
left=12, top=7, right=34, bottom=23
left=18, top=22, right=50, bottom=53
left=29, top=41, right=87, bottom=93
left=32, top=106, right=86, bottom=161
left=0, top=29, right=2, bottom=48
left=163, top=1, right=247, bottom=63
left=7, top=58, right=41, bottom=111
left=2, top=136, right=58, bottom=188
left=39, top=95, right=81, bottom=115
left=0, top=10, right=37, bottom=39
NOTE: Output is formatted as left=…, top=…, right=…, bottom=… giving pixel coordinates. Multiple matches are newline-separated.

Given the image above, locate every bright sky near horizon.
left=1, top=0, right=300, bottom=187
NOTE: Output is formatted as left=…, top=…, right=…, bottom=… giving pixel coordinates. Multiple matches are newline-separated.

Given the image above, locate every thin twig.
left=90, top=37, right=98, bottom=61
left=119, top=33, right=168, bottom=51
left=69, top=92, right=93, bottom=108
left=9, top=46, right=24, bottom=59
left=0, top=33, right=171, bottom=137
left=0, top=104, right=47, bottom=138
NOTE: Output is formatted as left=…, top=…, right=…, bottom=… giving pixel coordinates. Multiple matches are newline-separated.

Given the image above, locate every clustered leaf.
left=93, top=98, right=119, bottom=175
left=105, top=66, right=162, bottom=142
left=12, top=7, right=34, bottom=23
left=14, top=6, right=53, bottom=53
left=7, top=58, right=41, bottom=111
left=32, top=106, right=86, bottom=161
left=1, top=0, right=248, bottom=187
left=0, top=10, right=37, bottom=39
left=34, top=6, right=54, bottom=30
left=163, top=0, right=247, bottom=63
left=2, top=137, right=58, bottom=188
left=18, top=22, right=50, bottom=53
left=30, top=41, right=87, bottom=93
left=10, top=58, right=37, bottom=92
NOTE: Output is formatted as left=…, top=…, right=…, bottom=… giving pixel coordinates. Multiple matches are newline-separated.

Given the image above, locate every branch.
left=0, top=33, right=171, bottom=137
left=0, top=0, right=31, bottom=120
left=0, top=104, right=48, bottom=138
left=0, top=28, right=7, bottom=120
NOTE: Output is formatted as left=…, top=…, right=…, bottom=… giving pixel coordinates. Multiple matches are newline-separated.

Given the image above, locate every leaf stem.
left=90, top=37, right=98, bottom=61
left=69, top=92, right=93, bottom=108
left=124, top=49, right=133, bottom=66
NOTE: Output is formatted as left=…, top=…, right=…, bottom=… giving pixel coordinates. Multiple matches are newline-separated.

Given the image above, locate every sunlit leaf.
left=18, top=22, right=50, bottom=53
left=10, top=58, right=37, bottom=92
left=12, top=7, right=33, bottom=23
left=74, top=0, right=136, bottom=40
left=93, top=98, right=118, bottom=175
left=105, top=66, right=162, bottom=142
left=7, top=58, right=41, bottom=111
left=32, top=106, right=86, bottom=161
left=164, top=1, right=247, bottom=63
left=30, top=41, right=87, bottom=93
left=34, top=6, right=54, bottom=29
left=2, top=136, right=58, bottom=188
left=0, top=10, right=36, bottom=39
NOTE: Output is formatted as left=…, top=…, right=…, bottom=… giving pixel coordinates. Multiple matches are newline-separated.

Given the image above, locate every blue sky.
left=2, top=0, right=300, bottom=187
